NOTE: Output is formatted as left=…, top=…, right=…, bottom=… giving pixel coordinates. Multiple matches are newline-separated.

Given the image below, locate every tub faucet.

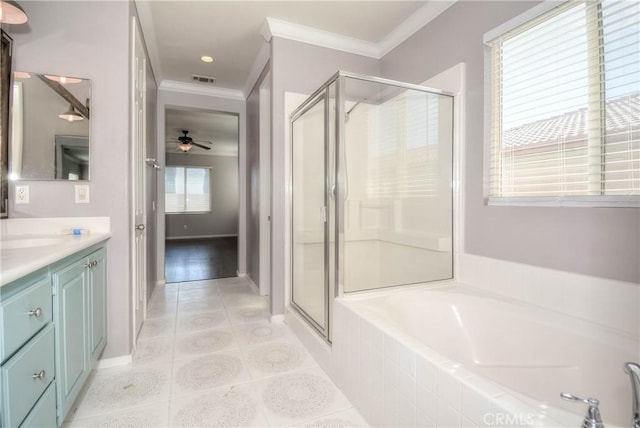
left=624, top=362, right=640, bottom=428
left=561, top=393, right=604, bottom=428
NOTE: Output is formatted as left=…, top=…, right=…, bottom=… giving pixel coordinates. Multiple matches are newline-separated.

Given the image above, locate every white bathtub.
left=330, top=283, right=637, bottom=427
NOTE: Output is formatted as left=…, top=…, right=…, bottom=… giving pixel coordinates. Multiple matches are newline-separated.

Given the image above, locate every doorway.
left=164, top=106, right=240, bottom=283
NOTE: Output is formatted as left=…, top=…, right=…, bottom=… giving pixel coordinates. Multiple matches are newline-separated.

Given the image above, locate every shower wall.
left=290, top=73, right=454, bottom=340
left=341, top=79, right=454, bottom=292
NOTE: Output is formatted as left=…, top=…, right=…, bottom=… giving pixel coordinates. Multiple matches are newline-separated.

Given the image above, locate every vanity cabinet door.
left=53, top=259, right=89, bottom=425
left=88, top=247, right=107, bottom=361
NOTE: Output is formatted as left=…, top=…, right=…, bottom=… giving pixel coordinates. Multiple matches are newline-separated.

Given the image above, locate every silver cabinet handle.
left=28, top=308, right=42, bottom=317
left=32, top=370, right=46, bottom=380
left=135, top=224, right=145, bottom=231
left=85, top=261, right=92, bottom=268
left=85, top=260, right=98, bottom=269
left=91, top=260, right=97, bottom=268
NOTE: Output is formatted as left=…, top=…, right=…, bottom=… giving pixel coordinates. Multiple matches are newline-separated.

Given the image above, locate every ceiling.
left=135, top=1, right=443, bottom=93
left=144, top=1, right=454, bottom=157
left=165, top=107, right=239, bottom=156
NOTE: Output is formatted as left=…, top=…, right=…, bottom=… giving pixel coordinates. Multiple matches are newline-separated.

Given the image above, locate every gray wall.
left=7, top=1, right=134, bottom=358
left=380, top=1, right=640, bottom=283
left=165, top=153, right=238, bottom=239
left=156, top=89, right=246, bottom=282
left=270, top=37, right=380, bottom=314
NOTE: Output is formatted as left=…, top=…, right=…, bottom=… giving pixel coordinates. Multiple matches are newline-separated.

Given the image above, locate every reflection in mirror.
left=10, top=72, right=90, bottom=180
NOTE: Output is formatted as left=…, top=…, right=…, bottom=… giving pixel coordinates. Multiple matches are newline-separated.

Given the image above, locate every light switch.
left=75, top=185, right=90, bottom=203
left=15, top=185, right=29, bottom=204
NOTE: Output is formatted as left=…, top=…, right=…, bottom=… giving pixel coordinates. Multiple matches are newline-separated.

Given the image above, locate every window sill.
left=486, top=196, right=640, bottom=208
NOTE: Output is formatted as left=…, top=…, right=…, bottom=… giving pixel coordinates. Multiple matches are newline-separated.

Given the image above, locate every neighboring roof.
left=503, top=93, right=640, bottom=149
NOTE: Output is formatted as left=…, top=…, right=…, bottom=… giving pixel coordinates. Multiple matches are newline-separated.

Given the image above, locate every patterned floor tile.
left=171, top=350, right=250, bottom=397
left=65, top=401, right=170, bottom=427
left=173, top=328, right=238, bottom=359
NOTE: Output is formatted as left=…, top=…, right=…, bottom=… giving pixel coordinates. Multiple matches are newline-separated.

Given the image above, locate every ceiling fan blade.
left=192, top=142, right=211, bottom=150
left=193, top=140, right=212, bottom=145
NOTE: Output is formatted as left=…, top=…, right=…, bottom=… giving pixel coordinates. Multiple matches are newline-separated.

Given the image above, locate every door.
left=131, top=16, right=147, bottom=338
left=53, top=260, right=89, bottom=422
left=88, top=247, right=107, bottom=361
left=259, top=72, right=271, bottom=296
left=291, top=93, right=329, bottom=336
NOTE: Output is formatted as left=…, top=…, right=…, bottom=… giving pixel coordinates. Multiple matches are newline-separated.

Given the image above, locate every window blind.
left=487, top=0, right=639, bottom=200
left=165, top=166, right=211, bottom=213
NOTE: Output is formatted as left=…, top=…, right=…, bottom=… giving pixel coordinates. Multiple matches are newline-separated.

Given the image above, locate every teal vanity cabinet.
left=53, top=244, right=107, bottom=426
left=0, top=271, right=55, bottom=428
left=0, top=240, right=108, bottom=428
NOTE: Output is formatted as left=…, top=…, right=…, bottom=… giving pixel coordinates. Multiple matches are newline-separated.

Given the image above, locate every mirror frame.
left=1, top=30, right=12, bottom=219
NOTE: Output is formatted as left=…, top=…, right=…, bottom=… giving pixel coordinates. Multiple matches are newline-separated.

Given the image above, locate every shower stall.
left=290, top=72, right=454, bottom=342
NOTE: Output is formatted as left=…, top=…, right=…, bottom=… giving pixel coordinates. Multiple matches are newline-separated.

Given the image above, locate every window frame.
left=164, top=165, right=212, bottom=214
left=483, top=0, right=640, bottom=208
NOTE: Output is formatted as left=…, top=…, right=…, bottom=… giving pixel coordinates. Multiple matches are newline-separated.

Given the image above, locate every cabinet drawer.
left=1, top=276, right=52, bottom=362
left=1, top=324, right=55, bottom=428
left=20, top=381, right=56, bottom=428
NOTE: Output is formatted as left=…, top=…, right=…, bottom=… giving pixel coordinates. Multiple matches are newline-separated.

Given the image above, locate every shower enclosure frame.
left=290, top=71, right=455, bottom=343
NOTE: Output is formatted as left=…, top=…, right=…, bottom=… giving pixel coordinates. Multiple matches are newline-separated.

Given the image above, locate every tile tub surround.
left=66, top=276, right=368, bottom=427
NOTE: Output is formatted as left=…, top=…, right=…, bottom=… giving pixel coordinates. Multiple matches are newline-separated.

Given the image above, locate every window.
left=486, top=0, right=639, bottom=206
left=165, top=166, right=211, bottom=213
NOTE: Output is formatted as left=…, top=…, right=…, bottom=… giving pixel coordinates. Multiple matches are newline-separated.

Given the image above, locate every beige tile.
left=65, top=401, right=170, bottom=427
left=71, top=364, right=172, bottom=421
left=176, top=309, right=230, bottom=333
left=171, top=350, right=251, bottom=398
left=173, top=327, right=238, bottom=360
left=242, top=337, right=316, bottom=379
left=169, top=384, right=269, bottom=428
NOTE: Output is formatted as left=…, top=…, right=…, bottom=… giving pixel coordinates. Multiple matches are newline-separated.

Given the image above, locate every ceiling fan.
left=169, top=130, right=212, bottom=152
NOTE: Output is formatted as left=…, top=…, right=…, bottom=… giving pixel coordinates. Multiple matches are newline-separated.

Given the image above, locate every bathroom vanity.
left=1, top=225, right=110, bottom=427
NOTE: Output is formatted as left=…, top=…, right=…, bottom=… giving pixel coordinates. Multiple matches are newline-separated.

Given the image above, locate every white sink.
left=0, top=238, right=64, bottom=250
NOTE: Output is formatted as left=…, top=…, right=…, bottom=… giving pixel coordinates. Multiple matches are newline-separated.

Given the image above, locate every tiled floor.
left=165, top=237, right=238, bottom=283
left=65, top=276, right=367, bottom=428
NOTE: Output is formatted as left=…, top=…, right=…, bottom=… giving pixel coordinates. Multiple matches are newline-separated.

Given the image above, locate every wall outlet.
left=15, top=185, right=29, bottom=204
left=75, top=185, right=90, bottom=204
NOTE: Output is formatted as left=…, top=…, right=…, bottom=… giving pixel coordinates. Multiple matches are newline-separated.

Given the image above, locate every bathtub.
left=329, top=283, right=637, bottom=427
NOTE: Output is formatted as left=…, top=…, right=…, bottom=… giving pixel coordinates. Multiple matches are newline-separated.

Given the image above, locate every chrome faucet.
left=624, top=362, right=640, bottom=428
left=561, top=393, right=605, bottom=428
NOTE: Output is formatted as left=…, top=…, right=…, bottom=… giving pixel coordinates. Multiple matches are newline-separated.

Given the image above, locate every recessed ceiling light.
left=200, top=56, right=214, bottom=63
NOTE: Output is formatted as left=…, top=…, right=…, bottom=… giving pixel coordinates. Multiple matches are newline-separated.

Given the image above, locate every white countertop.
left=0, top=233, right=111, bottom=287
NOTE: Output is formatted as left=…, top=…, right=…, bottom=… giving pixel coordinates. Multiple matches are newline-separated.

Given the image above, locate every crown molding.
left=260, top=2, right=456, bottom=61
left=378, top=1, right=457, bottom=57
left=159, top=80, right=245, bottom=100
left=262, top=17, right=379, bottom=58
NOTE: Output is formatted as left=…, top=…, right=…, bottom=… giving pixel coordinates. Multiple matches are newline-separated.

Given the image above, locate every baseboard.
left=270, top=314, right=285, bottom=323
left=166, top=234, right=238, bottom=240
left=95, top=354, right=132, bottom=369
left=245, top=276, right=260, bottom=295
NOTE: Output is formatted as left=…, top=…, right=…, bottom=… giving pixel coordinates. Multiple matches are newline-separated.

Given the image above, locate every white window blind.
left=487, top=0, right=639, bottom=203
left=165, top=166, right=211, bottom=213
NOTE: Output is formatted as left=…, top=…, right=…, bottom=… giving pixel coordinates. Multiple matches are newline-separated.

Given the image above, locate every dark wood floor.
left=165, top=237, right=238, bottom=283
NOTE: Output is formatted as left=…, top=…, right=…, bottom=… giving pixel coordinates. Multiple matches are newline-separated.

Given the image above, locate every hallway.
left=65, top=277, right=367, bottom=427
left=165, top=237, right=238, bottom=283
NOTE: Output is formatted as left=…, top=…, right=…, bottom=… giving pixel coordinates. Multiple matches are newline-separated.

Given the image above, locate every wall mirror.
left=10, top=72, right=91, bottom=180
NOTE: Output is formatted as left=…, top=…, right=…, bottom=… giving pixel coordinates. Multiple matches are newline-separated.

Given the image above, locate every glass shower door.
left=291, top=94, right=328, bottom=335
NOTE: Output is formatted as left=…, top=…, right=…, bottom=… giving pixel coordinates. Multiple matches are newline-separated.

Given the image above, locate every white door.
left=131, top=16, right=147, bottom=338
left=259, top=72, right=271, bottom=296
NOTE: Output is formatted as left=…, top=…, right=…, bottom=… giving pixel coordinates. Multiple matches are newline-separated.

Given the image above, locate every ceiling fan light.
left=178, top=143, right=192, bottom=152
left=0, top=1, right=28, bottom=25
left=58, top=104, right=83, bottom=122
